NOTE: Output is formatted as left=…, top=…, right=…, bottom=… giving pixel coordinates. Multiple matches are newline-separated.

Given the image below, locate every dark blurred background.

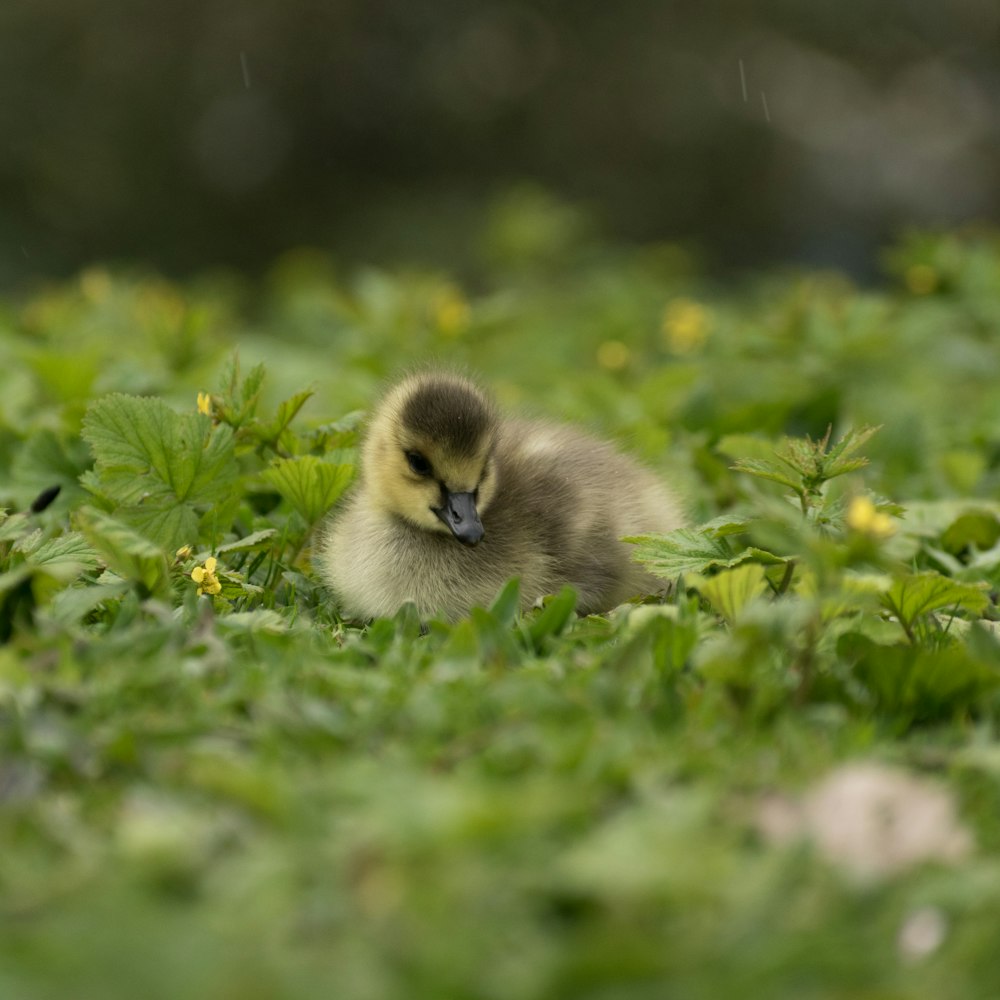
left=3, top=0, right=998, bottom=287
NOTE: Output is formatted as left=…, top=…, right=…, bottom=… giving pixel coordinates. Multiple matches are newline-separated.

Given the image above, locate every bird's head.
left=362, top=372, right=500, bottom=546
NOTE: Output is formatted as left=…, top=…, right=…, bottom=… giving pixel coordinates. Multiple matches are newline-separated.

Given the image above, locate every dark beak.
left=433, top=490, right=484, bottom=546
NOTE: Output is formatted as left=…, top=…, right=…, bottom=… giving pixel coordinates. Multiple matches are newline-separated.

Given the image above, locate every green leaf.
left=881, top=572, right=989, bottom=636
left=488, top=577, right=522, bottom=627
left=217, top=358, right=266, bottom=427
left=0, top=564, right=33, bottom=599
left=75, top=507, right=171, bottom=598
left=81, top=394, right=236, bottom=550
left=648, top=614, right=700, bottom=676
left=312, top=410, right=366, bottom=452
left=900, top=500, right=1000, bottom=540
left=470, top=605, right=522, bottom=666
left=216, top=529, right=278, bottom=555
left=630, top=529, right=784, bottom=580
left=119, top=503, right=199, bottom=554
left=629, top=529, right=737, bottom=578
left=729, top=458, right=802, bottom=492
left=941, top=511, right=1000, bottom=554
left=45, top=579, right=131, bottom=626
left=216, top=610, right=290, bottom=635
left=258, top=389, right=314, bottom=443
left=263, top=456, right=354, bottom=525
left=840, top=633, right=1000, bottom=721
left=732, top=425, right=880, bottom=493
left=10, top=429, right=91, bottom=509
left=0, top=512, right=30, bottom=543
left=83, top=394, right=234, bottom=503
left=698, top=513, right=753, bottom=538
left=689, top=563, right=768, bottom=624
left=28, top=532, right=100, bottom=580
left=823, top=424, right=881, bottom=478
left=526, top=585, right=577, bottom=651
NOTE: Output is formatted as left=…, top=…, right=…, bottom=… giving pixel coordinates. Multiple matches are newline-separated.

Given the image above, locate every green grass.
left=4, top=222, right=1000, bottom=999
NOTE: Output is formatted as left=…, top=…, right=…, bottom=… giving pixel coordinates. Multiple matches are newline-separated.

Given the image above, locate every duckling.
left=319, top=371, right=685, bottom=622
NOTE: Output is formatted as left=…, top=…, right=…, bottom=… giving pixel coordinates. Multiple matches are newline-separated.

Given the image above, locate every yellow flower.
left=191, top=556, right=222, bottom=596
left=904, top=264, right=938, bottom=296
left=431, top=285, right=471, bottom=337
left=596, top=339, right=631, bottom=371
left=846, top=496, right=896, bottom=539
left=662, top=298, right=711, bottom=354
left=175, top=544, right=193, bottom=561
left=197, top=392, right=213, bottom=416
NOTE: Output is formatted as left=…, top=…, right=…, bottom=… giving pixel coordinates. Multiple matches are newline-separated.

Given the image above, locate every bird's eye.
left=405, top=451, right=433, bottom=477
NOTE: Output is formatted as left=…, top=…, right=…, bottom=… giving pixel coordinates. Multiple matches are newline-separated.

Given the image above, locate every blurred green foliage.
left=4, top=228, right=1000, bottom=997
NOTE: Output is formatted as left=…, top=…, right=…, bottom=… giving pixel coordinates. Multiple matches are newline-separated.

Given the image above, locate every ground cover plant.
left=3, top=218, right=1000, bottom=998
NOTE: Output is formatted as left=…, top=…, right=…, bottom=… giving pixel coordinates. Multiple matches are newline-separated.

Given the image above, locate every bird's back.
left=491, top=420, right=684, bottom=612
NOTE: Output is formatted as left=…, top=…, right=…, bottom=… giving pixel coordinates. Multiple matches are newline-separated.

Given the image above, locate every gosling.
left=319, top=371, right=685, bottom=622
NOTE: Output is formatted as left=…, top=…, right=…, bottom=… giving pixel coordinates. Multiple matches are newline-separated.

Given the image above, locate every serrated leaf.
left=263, top=457, right=354, bottom=525
left=216, top=529, right=277, bottom=555
left=218, top=358, right=266, bottom=426
left=75, top=507, right=171, bottom=598
left=13, top=528, right=43, bottom=555
left=84, top=394, right=234, bottom=502
left=45, top=579, right=131, bottom=626
left=119, top=503, right=200, bottom=553
left=730, top=458, right=801, bottom=491
left=630, top=530, right=737, bottom=578
left=630, top=529, right=784, bottom=579
left=881, top=571, right=989, bottom=634
left=690, top=563, right=768, bottom=624
left=81, top=394, right=236, bottom=549
left=29, top=533, right=100, bottom=579
left=258, top=389, right=314, bottom=442
left=0, top=512, right=29, bottom=543
left=823, top=424, right=881, bottom=477
left=734, top=426, right=880, bottom=494
left=697, top=512, right=753, bottom=538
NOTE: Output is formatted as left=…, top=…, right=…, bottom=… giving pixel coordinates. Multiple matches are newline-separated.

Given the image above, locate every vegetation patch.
left=3, top=229, right=1000, bottom=998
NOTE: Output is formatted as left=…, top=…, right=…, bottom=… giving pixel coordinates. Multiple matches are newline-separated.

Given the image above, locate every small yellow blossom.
left=662, top=298, right=711, bottom=354
left=596, top=339, right=631, bottom=371
left=904, top=264, right=938, bottom=296
left=197, top=392, right=213, bottom=416
left=846, top=496, right=896, bottom=539
left=191, top=556, right=222, bottom=596
left=431, top=285, right=471, bottom=337
left=175, top=544, right=193, bottom=561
